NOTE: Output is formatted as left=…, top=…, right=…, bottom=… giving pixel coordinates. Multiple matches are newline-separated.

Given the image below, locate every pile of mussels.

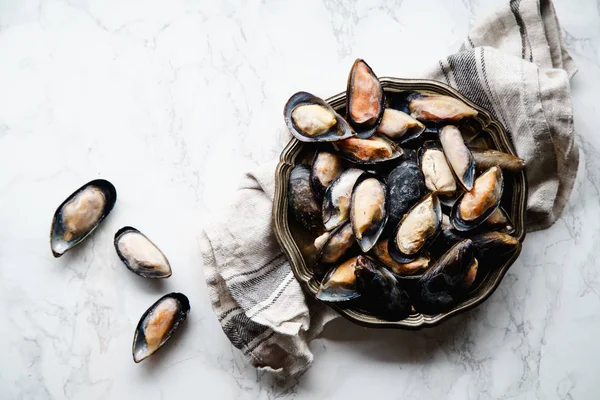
left=49, top=179, right=189, bottom=362
left=285, top=59, right=525, bottom=321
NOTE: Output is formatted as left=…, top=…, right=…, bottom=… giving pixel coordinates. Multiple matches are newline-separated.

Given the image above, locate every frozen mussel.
left=386, top=160, right=426, bottom=227
left=372, top=237, right=430, bottom=276
left=439, top=125, right=475, bottom=191
left=311, top=150, right=345, bottom=198
left=376, top=108, right=425, bottom=143
left=389, top=193, right=442, bottom=263
left=408, top=93, right=478, bottom=122
left=414, top=239, right=478, bottom=314
left=114, top=227, right=172, bottom=279
left=50, top=179, right=117, bottom=257
left=314, top=222, right=356, bottom=280
left=350, top=174, right=387, bottom=252
left=316, top=256, right=364, bottom=302
left=322, top=168, right=364, bottom=231
left=470, top=148, right=526, bottom=173
left=288, top=164, right=324, bottom=235
left=451, top=166, right=504, bottom=231
left=284, top=92, right=354, bottom=142
left=346, top=59, right=385, bottom=138
left=132, top=292, right=190, bottom=363
left=334, top=134, right=403, bottom=164
left=418, top=141, right=457, bottom=196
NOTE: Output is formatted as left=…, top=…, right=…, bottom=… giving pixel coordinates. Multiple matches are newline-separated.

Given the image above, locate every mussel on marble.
left=346, top=59, right=385, bottom=139
left=322, top=168, right=364, bottom=231
left=310, top=150, right=345, bottom=198
left=350, top=174, right=387, bottom=252
left=334, top=134, right=403, bottom=164
left=389, top=193, right=442, bottom=263
left=284, top=92, right=354, bottom=142
left=470, top=148, right=526, bottom=173
left=114, top=227, right=172, bottom=279
left=439, top=125, right=476, bottom=191
left=288, top=164, right=324, bottom=235
left=50, top=179, right=117, bottom=257
left=376, top=108, right=425, bottom=143
left=451, top=166, right=504, bottom=231
left=408, top=93, right=478, bottom=123
left=132, top=292, right=190, bottom=363
left=418, top=141, right=457, bottom=196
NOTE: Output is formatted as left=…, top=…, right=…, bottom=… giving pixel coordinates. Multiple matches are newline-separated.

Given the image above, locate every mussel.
left=284, top=92, right=354, bottom=142
left=451, top=166, right=504, bottom=231
left=408, top=94, right=478, bottom=122
left=372, top=237, right=430, bottom=276
left=350, top=174, right=387, bottom=252
left=470, top=231, right=520, bottom=259
left=288, top=164, right=324, bottom=235
left=132, top=292, right=190, bottom=363
left=389, top=193, right=442, bottom=263
left=418, top=141, right=457, bottom=196
left=314, top=222, right=356, bottom=280
left=322, top=168, right=364, bottom=231
left=376, top=108, right=425, bottom=143
left=439, top=125, right=475, bottom=191
left=355, top=257, right=411, bottom=320
left=470, top=148, right=526, bottom=173
left=334, top=134, right=403, bottom=164
left=114, top=227, right=172, bottom=279
left=50, top=179, right=117, bottom=257
left=414, top=239, right=477, bottom=314
left=346, top=59, right=385, bottom=138
left=311, top=151, right=345, bottom=198
left=316, top=256, right=363, bottom=302
left=485, top=207, right=515, bottom=233
left=386, top=160, right=426, bottom=227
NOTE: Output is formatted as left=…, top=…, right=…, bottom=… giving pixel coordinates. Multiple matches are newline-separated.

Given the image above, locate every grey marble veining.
left=0, top=0, right=599, bottom=399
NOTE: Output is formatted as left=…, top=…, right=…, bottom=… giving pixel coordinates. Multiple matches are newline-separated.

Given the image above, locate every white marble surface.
left=1, top=0, right=599, bottom=398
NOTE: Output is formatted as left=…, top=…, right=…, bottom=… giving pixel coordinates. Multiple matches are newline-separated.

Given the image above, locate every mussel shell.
left=288, top=164, right=324, bottom=235
left=414, top=239, right=476, bottom=314
left=310, top=150, right=345, bottom=199
left=355, top=257, right=411, bottom=321
left=371, top=237, right=430, bottom=277
left=114, top=227, right=172, bottom=279
left=418, top=141, right=458, bottom=196
left=451, top=166, right=504, bottom=232
left=408, top=93, right=478, bottom=122
left=322, top=168, right=364, bottom=231
left=316, top=256, right=363, bottom=302
left=376, top=108, right=425, bottom=144
left=50, top=179, right=117, bottom=258
left=284, top=92, right=354, bottom=142
left=386, top=160, right=426, bottom=227
left=485, top=207, right=515, bottom=234
left=439, top=125, right=475, bottom=191
left=470, top=231, right=520, bottom=259
left=314, top=222, right=357, bottom=280
left=350, top=174, right=388, bottom=253
left=333, top=134, right=403, bottom=165
left=389, top=193, right=442, bottom=263
left=132, top=292, right=190, bottom=363
left=470, top=148, right=526, bottom=173
left=346, top=59, right=385, bottom=139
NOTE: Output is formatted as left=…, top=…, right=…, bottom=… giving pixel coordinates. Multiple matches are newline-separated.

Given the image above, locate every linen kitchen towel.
left=200, top=0, right=579, bottom=379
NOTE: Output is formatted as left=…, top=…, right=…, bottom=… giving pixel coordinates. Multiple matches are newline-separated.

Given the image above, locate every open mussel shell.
left=486, top=207, right=515, bottom=233
left=418, top=141, right=458, bottom=196
left=451, top=166, right=504, bottom=231
left=346, top=59, right=385, bottom=139
left=389, top=193, right=442, bottom=264
left=470, top=148, right=526, bottom=173
left=376, top=108, right=425, bottom=143
left=386, top=160, right=426, bottom=228
left=333, top=134, right=403, bottom=165
left=408, top=93, right=478, bottom=123
left=114, top=227, right=172, bottom=279
left=371, top=237, right=430, bottom=277
left=322, top=168, right=364, bottom=231
left=284, top=92, right=354, bottom=142
left=50, top=179, right=117, bottom=258
left=350, top=174, right=387, bottom=253
left=132, top=292, right=190, bottom=363
left=310, top=150, right=345, bottom=199
left=316, top=256, right=364, bottom=302
left=439, top=125, right=475, bottom=191
left=355, top=256, right=411, bottom=321
left=288, top=164, right=325, bottom=235
left=314, top=222, right=357, bottom=280
left=414, top=239, right=477, bottom=314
